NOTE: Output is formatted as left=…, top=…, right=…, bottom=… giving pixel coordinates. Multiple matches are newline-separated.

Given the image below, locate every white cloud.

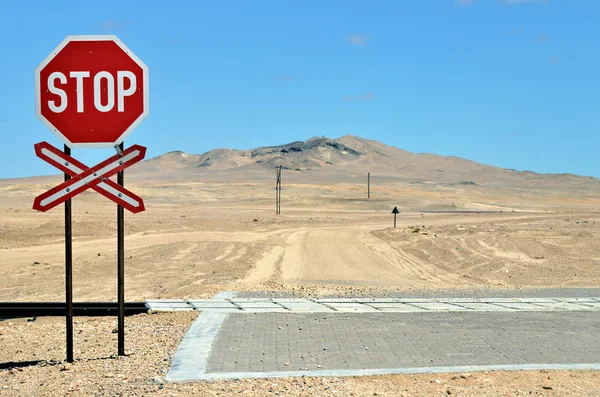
left=346, top=34, right=369, bottom=46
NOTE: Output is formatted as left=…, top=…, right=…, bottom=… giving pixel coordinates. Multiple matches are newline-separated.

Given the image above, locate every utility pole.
left=276, top=166, right=282, bottom=215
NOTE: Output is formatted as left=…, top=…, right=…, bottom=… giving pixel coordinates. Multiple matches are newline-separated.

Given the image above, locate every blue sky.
left=1, top=0, right=598, bottom=179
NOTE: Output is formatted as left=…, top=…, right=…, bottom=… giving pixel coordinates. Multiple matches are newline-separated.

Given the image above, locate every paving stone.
left=455, top=303, right=515, bottom=311
left=188, top=300, right=238, bottom=308
left=531, top=302, right=595, bottom=311
left=204, top=311, right=600, bottom=375
left=405, top=302, right=471, bottom=311
left=149, top=298, right=600, bottom=314
left=489, top=302, right=555, bottom=310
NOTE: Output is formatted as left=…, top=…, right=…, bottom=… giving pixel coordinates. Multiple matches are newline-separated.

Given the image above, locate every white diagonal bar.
left=40, top=149, right=141, bottom=207
left=39, top=147, right=142, bottom=209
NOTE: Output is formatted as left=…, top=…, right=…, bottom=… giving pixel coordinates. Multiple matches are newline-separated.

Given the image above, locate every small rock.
left=284, top=362, right=289, bottom=366
left=542, top=386, right=553, bottom=390
left=460, top=373, right=472, bottom=379
left=59, top=363, right=72, bottom=371
left=317, top=365, right=322, bottom=369
left=432, top=379, right=442, bottom=384
left=112, top=328, right=118, bottom=334
left=104, top=373, right=114, bottom=378
left=98, top=253, right=102, bottom=256
left=151, top=376, right=164, bottom=385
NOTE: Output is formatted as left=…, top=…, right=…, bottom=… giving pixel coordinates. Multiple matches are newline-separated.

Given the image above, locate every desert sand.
left=1, top=179, right=599, bottom=301
left=1, top=136, right=599, bottom=395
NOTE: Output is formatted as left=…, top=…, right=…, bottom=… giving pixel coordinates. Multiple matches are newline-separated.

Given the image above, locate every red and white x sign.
left=33, top=142, right=146, bottom=213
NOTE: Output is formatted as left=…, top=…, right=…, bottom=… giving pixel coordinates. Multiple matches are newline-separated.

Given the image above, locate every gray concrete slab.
left=173, top=363, right=600, bottom=381
left=166, top=292, right=237, bottom=382
left=149, top=297, right=600, bottom=314
left=165, top=292, right=600, bottom=382
left=204, top=311, right=600, bottom=377
left=405, top=302, right=472, bottom=311
left=490, top=302, right=555, bottom=310
left=187, top=300, right=238, bottom=308
left=145, top=301, right=193, bottom=311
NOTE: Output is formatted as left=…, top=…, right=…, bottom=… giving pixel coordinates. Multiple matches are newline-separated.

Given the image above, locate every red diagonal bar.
left=33, top=144, right=146, bottom=212
left=34, top=142, right=145, bottom=213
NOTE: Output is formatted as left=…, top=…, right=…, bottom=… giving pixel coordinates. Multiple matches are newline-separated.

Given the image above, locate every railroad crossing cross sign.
left=33, top=141, right=146, bottom=213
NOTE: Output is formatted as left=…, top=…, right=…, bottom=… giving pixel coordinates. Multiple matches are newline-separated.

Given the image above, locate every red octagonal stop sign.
left=35, top=35, right=149, bottom=148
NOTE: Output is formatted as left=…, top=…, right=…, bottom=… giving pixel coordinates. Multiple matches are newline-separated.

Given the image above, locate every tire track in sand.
left=280, top=225, right=467, bottom=288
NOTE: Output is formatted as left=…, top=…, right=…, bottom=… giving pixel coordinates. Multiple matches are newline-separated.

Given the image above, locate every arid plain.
left=1, top=136, right=599, bottom=395
left=1, top=136, right=599, bottom=301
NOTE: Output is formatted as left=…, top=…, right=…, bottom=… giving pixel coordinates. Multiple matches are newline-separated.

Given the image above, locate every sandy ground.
left=1, top=180, right=599, bottom=301
left=1, top=178, right=600, bottom=394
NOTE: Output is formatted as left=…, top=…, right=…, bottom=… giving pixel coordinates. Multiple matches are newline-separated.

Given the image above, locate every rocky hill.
left=131, top=135, right=600, bottom=189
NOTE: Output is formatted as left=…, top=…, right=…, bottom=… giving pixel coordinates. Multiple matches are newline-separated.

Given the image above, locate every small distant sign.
left=392, top=206, right=399, bottom=227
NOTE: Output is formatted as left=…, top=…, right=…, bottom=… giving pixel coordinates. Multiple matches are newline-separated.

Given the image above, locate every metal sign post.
left=64, top=144, right=73, bottom=363
left=117, top=142, right=125, bottom=356
left=34, top=35, right=149, bottom=362
left=368, top=173, right=370, bottom=199
left=392, top=206, right=399, bottom=228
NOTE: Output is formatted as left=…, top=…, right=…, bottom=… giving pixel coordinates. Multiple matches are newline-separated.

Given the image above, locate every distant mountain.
left=131, top=135, right=600, bottom=188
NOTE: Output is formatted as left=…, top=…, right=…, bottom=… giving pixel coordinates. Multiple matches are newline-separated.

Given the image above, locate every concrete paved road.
left=164, top=294, right=600, bottom=381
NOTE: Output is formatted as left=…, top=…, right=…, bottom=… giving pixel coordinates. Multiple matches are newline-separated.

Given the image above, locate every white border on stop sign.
left=34, top=35, right=150, bottom=148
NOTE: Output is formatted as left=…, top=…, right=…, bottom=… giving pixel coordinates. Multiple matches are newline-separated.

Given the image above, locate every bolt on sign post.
left=34, top=35, right=149, bottom=362
left=392, top=206, right=399, bottom=228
